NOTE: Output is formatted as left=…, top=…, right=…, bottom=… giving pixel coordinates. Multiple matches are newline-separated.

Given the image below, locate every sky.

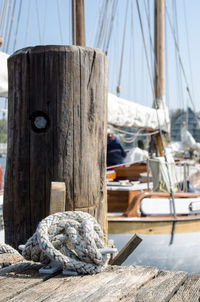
left=1, top=0, right=200, bottom=116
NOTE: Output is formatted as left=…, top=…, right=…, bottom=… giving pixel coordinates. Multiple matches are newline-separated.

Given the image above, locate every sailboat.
left=102, top=0, right=200, bottom=272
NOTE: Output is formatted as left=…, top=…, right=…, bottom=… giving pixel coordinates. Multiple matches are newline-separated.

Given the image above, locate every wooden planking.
left=7, top=266, right=158, bottom=302
left=0, top=253, right=23, bottom=268
left=133, top=270, right=188, bottom=302
left=79, top=266, right=158, bottom=302
left=1, top=263, right=200, bottom=301
left=169, top=275, right=200, bottom=302
left=0, top=263, right=47, bottom=302
left=110, top=234, right=142, bottom=265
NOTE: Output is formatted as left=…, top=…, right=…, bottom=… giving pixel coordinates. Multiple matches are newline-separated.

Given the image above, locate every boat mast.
left=154, top=0, right=165, bottom=156
left=72, top=0, right=86, bottom=46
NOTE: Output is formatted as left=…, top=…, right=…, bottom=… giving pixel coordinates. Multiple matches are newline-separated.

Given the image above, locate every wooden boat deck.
left=0, top=257, right=199, bottom=301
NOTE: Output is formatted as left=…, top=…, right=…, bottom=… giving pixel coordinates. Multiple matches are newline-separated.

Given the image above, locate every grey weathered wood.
left=169, top=275, right=200, bottom=302
left=6, top=266, right=159, bottom=302
left=110, top=234, right=142, bottom=265
left=4, top=46, right=108, bottom=248
left=0, top=263, right=46, bottom=302
left=134, top=270, right=188, bottom=302
left=0, top=253, right=23, bottom=268
left=49, top=182, right=66, bottom=214
left=0, top=263, right=200, bottom=302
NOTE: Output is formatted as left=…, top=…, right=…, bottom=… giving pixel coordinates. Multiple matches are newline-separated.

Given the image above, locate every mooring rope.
left=0, top=242, right=21, bottom=255
left=1, top=211, right=109, bottom=275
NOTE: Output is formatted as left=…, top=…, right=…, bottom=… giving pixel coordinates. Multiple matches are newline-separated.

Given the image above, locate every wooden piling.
left=4, top=45, right=108, bottom=248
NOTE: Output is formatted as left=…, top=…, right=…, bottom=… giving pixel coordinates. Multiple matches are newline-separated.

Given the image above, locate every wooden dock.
left=0, top=256, right=200, bottom=301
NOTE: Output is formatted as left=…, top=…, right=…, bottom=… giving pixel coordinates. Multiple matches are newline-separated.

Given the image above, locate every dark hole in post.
left=30, top=111, right=50, bottom=133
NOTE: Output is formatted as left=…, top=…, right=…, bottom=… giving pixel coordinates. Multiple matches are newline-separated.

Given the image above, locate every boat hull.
left=108, top=216, right=200, bottom=234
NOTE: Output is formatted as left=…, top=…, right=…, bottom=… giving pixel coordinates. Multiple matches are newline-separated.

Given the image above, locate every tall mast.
left=72, top=0, right=86, bottom=46
left=154, top=0, right=165, bottom=156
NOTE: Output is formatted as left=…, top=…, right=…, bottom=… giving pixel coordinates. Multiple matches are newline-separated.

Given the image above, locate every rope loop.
left=22, top=211, right=109, bottom=275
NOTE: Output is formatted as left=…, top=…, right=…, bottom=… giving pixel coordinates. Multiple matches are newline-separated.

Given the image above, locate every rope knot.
left=22, top=211, right=109, bottom=275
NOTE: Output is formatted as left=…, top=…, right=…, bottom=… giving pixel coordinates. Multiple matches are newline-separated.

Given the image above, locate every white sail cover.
left=108, top=93, right=170, bottom=133
left=181, top=123, right=200, bottom=151
left=0, top=51, right=9, bottom=98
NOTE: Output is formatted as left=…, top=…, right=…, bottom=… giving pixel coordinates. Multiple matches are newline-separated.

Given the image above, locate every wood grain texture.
left=49, top=182, right=66, bottom=214
left=4, top=46, right=108, bottom=248
left=134, top=270, right=187, bottom=302
left=0, top=263, right=199, bottom=302
left=110, top=234, right=142, bottom=265
left=0, top=253, right=23, bottom=268
left=5, top=265, right=159, bottom=302
left=169, top=275, right=200, bottom=302
left=0, top=263, right=45, bottom=302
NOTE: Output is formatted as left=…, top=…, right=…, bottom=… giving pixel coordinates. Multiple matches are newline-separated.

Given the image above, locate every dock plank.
left=0, top=263, right=51, bottom=302
left=169, top=275, right=200, bottom=302
left=5, top=267, right=119, bottom=302
left=4, top=266, right=158, bottom=302
left=132, top=270, right=188, bottom=302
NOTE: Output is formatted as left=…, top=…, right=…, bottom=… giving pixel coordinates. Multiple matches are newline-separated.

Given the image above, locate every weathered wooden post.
left=4, top=46, right=108, bottom=248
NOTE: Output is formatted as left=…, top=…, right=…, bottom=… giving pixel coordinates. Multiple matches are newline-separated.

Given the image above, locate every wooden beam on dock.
left=109, top=234, right=142, bottom=265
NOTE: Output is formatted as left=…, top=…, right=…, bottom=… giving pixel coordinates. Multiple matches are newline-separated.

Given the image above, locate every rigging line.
left=165, top=4, right=196, bottom=114
left=94, top=0, right=105, bottom=47
left=96, top=0, right=108, bottom=48
left=104, top=0, right=118, bottom=55
left=136, top=0, right=154, bottom=98
left=117, top=0, right=129, bottom=96
left=0, top=0, right=5, bottom=33
left=68, top=0, right=72, bottom=44
left=102, top=0, right=113, bottom=51
left=24, top=0, right=31, bottom=45
left=2, top=0, right=12, bottom=52
left=102, top=0, right=114, bottom=52
left=172, top=0, right=184, bottom=111
left=35, top=0, right=42, bottom=44
left=42, top=0, right=48, bottom=43
left=5, top=0, right=16, bottom=52
left=183, top=0, right=194, bottom=106
left=144, top=0, right=154, bottom=80
left=12, top=0, right=22, bottom=52
left=129, top=0, right=136, bottom=100
left=56, top=0, right=63, bottom=44
left=165, top=10, right=170, bottom=109
left=89, top=0, right=102, bottom=46
left=1, top=0, right=9, bottom=39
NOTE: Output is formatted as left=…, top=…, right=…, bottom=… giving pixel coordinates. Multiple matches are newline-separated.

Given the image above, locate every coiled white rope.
left=21, top=211, right=109, bottom=275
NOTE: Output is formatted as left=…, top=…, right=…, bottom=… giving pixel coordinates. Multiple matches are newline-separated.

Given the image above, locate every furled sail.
left=0, top=51, right=9, bottom=98
left=108, top=93, right=170, bottom=133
